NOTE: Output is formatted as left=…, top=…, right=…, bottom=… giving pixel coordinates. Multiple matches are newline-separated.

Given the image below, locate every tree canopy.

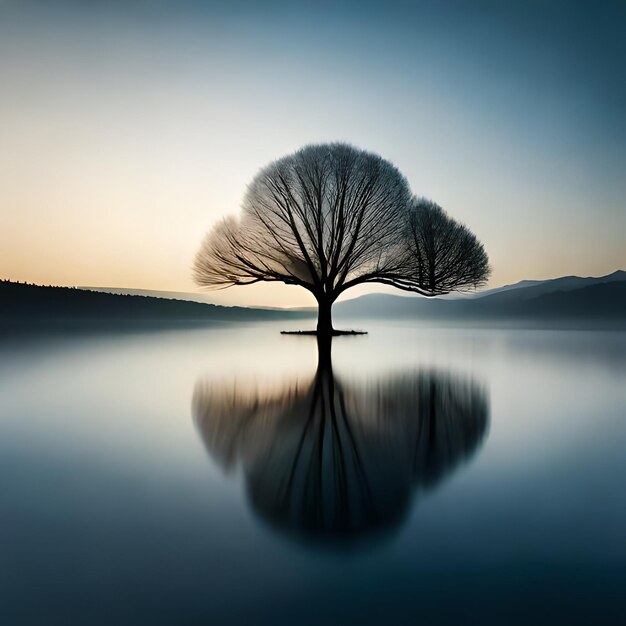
left=406, top=198, right=490, bottom=294
left=194, top=143, right=490, bottom=333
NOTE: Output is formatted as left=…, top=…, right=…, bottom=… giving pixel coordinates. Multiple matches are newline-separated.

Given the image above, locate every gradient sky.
left=1, top=0, right=624, bottom=307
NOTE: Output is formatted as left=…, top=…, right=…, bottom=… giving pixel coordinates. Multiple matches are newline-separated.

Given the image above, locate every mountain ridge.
left=0, top=280, right=312, bottom=327
left=335, top=270, right=626, bottom=323
left=472, top=269, right=626, bottom=299
left=2, top=269, right=625, bottom=328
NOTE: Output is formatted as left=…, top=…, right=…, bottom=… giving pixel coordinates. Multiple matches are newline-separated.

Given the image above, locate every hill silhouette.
left=0, top=281, right=312, bottom=327
left=3, top=271, right=625, bottom=329
left=472, top=270, right=626, bottom=301
left=335, top=270, right=626, bottom=325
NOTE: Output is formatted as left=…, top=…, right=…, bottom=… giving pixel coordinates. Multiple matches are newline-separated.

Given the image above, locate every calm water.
left=1, top=320, right=625, bottom=625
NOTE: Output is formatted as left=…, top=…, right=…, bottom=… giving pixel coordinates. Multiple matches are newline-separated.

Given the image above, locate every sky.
left=1, top=0, right=625, bottom=307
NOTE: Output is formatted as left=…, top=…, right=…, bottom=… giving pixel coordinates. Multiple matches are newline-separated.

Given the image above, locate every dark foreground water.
left=1, top=320, right=625, bottom=625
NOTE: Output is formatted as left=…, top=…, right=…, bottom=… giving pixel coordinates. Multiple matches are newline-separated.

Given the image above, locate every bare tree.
left=406, top=198, right=490, bottom=294
left=194, top=143, right=490, bottom=333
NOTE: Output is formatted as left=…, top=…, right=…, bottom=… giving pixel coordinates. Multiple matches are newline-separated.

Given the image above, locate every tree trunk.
left=316, top=297, right=334, bottom=336
left=316, top=332, right=333, bottom=371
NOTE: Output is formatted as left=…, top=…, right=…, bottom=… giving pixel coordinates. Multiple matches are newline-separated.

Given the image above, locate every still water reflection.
left=193, top=337, right=488, bottom=545
left=1, top=322, right=626, bottom=625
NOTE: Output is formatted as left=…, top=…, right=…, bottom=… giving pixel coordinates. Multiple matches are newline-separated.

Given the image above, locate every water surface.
left=1, top=320, right=625, bottom=624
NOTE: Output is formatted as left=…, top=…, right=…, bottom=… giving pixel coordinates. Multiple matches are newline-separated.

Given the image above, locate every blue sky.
left=1, top=0, right=624, bottom=305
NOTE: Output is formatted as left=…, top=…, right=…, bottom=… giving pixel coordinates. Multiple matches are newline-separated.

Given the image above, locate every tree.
left=406, top=198, right=490, bottom=294
left=194, top=143, right=490, bottom=334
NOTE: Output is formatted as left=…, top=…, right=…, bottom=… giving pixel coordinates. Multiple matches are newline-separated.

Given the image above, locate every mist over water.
left=1, top=320, right=625, bottom=624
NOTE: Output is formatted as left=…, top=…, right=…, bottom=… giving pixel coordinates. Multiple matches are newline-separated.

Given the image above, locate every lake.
left=1, top=320, right=625, bottom=625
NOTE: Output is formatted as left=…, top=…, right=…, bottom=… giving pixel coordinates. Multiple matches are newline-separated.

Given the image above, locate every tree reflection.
left=192, top=337, right=489, bottom=547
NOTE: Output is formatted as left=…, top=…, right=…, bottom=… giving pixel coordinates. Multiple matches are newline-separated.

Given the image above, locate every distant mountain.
left=3, top=270, right=625, bottom=330
left=511, top=281, right=626, bottom=318
left=0, top=281, right=312, bottom=327
left=335, top=270, right=626, bottom=324
left=79, top=286, right=304, bottom=311
left=79, top=286, right=217, bottom=304
left=473, top=270, right=626, bottom=301
left=472, top=278, right=548, bottom=298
